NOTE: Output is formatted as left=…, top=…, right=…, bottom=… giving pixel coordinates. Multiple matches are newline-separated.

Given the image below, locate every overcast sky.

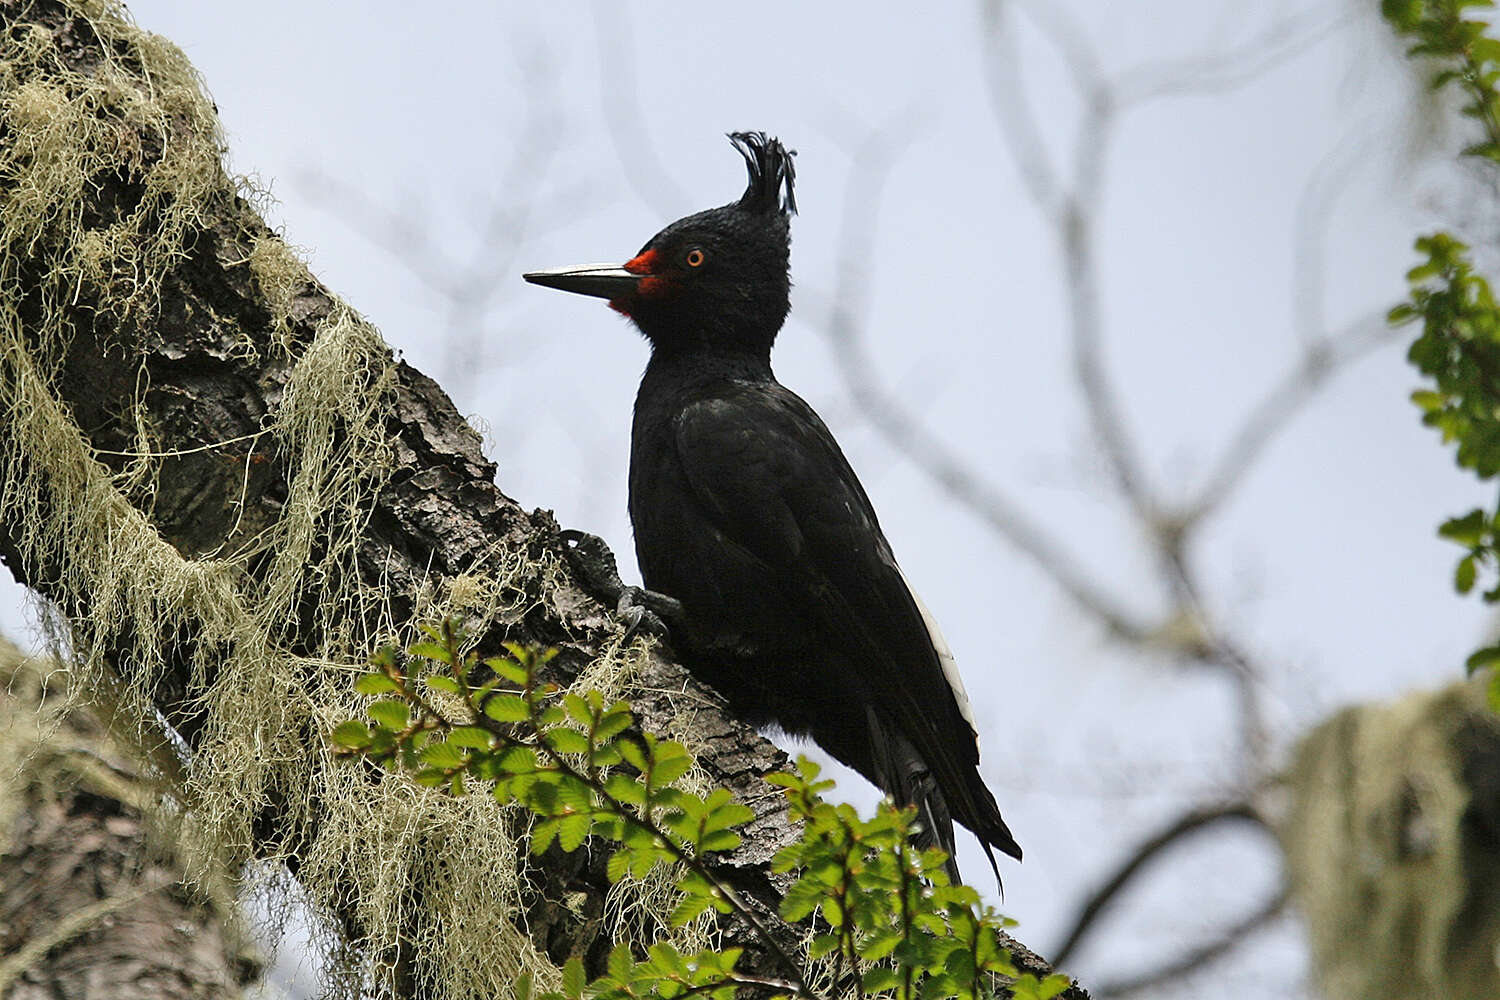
left=2, top=1, right=1490, bottom=996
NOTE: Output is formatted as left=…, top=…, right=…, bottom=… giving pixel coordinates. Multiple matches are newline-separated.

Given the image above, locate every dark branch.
left=1050, top=800, right=1266, bottom=969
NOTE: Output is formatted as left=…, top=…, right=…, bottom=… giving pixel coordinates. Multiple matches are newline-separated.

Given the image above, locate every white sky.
left=2, top=2, right=1491, bottom=996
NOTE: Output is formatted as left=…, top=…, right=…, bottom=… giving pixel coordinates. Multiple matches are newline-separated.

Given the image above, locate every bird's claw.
left=560, top=528, right=682, bottom=639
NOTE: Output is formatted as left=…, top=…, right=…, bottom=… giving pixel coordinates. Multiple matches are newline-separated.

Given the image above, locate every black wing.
left=673, top=382, right=1017, bottom=860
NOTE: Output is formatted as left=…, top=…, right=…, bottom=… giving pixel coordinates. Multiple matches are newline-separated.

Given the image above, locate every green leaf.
left=530, top=818, right=559, bottom=855
left=484, top=694, right=529, bottom=722
left=449, top=725, right=492, bottom=749
left=484, top=656, right=528, bottom=684
left=563, top=692, right=593, bottom=727
left=330, top=720, right=372, bottom=749
left=561, top=956, right=585, bottom=1000
left=425, top=675, right=462, bottom=696
left=650, top=754, right=693, bottom=787
left=1458, top=554, right=1479, bottom=594
left=667, top=891, right=715, bottom=927
left=407, top=641, right=451, bottom=663
left=557, top=812, right=592, bottom=852
left=420, top=741, right=465, bottom=769
left=1466, top=644, right=1500, bottom=674
left=544, top=728, right=590, bottom=755
left=697, top=830, right=742, bottom=853
left=1440, top=509, right=1488, bottom=547
left=368, top=700, right=410, bottom=731
left=354, top=672, right=399, bottom=695
left=604, top=772, right=646, bottom=806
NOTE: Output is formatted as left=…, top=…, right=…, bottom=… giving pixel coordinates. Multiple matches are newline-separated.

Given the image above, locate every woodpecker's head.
left=525, top=132, right=796, bottom=355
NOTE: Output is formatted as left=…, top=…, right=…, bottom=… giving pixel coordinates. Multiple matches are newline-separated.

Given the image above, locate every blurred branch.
left=979, top=1, right=1064, bottom=219
left=590, top=0, right=690, bottom=217
left=298, top=36, right=598, bottom=408
left=1113, top=7, right=1350, bottom=105
left=1050, top=800, right=1266, bottom=968
left=1184, top=308, right=1396, bottom=525
left=810, top=123, right=1153, bottom=644
left=1093, top=888, right=1289, bottom=999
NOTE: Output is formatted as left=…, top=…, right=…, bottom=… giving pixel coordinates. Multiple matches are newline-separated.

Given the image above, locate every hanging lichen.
left=0, top=4, right=717, bottom=996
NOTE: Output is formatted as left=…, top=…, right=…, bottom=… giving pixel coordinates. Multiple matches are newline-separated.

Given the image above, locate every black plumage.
left=525, top=132, right=1020, bottom=883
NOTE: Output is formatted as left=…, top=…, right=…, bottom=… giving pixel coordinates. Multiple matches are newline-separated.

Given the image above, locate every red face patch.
left=623, top=248, right=669, bottom=299
left=623, top=249, right=658, bottom=274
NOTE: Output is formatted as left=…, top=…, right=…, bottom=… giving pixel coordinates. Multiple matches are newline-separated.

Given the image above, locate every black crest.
left=728, top=131, right=797, bottom=217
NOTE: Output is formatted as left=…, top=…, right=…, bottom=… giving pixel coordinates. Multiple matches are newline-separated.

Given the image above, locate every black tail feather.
left=868, top=706, right=967, bottom=888
left=866, top=705, right=1017, bottom=894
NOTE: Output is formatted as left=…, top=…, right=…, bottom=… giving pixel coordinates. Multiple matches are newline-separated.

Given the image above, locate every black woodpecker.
left=524, top=132, right=1020, bottom=884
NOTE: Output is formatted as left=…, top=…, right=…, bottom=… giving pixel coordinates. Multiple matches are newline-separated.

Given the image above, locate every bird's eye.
left=685, top=248, right=706, bottom=268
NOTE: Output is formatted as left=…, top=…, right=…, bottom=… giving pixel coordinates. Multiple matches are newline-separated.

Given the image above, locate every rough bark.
left=0, top=2, right=1081, bottom=995
left=0, top=638, right=259, bottom=1000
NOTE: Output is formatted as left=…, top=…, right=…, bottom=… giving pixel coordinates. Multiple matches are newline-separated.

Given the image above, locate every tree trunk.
left=0, top=637, right=259, bottom=1000
left=0, top=2, right=1079, bottom=996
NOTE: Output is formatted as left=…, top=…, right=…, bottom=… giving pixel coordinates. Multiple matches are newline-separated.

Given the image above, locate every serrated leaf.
left=368, top=700, right=410, bottom=730
left=425, top=675, right=462, bottom=696
left=563, top=692, right=593, bottom=726
left=515, top=970, right=534, bottom=1000
left=561, top=957, right=585, bottom=1000
left=650, top=755, right=693, bottom=786
left=484, top=694, right=529, bottom=722
left=484, top=656, right=528, bottom=684
left=420, top=741, right=465, bottom=769
left=667, top=891, right=714, bottom=927
left=545, top=728, right=590, bottom=755
left=697, top=830, right=742, bottom=853
left=449, top=725, right=492, bottom=749
left=604, top=772, right=645, bottom=806
left=354, top=672, right=399, bottom=695
left=557, top=812, right=592, bottom=852
left=530, top=818, right=559, bottom=855
left=497, top=745, right=538, bottom=773
left=607, top=849, right=632, bottom=884
left=552, top=775, right=594, bottom=812
left=597, top=704, right=634, bottom=739
left=330, top=719, right=372, bottom=749
left=608, top=941, right=635, bottom=981
left=407, top=641, right=451, bottom=663
left=618, top=738, right=647, bottom=771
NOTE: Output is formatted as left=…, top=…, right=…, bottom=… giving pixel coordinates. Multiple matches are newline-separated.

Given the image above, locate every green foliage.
left=1385, top=0, right=1500, bottom=710
left=331, top=620, right=1064, bottom=999
left=1383, top=0, right=1500, bottom=160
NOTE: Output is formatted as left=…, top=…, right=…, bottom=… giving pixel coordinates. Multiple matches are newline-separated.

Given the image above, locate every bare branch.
left=986, top=0, right=1157, bottom=521
left=590, top=0, right=690, bottom=217
left=980, top=1, right=1065, bottom=219
left=1093, top=888, right=1290, bottom=999
left=1184, top=309, right=1398, bottom=524
left=807, top=125, right=1153, bottom=643
left=1114, top=8, right=1351, bottom=106
left=1050, top=800, right=1267, bottom=969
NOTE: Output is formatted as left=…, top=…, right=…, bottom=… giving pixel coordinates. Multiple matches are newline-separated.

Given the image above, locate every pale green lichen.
left=0, top=4, right=726, bottom=998
left=1281, top=673, right=1500, bottom=1000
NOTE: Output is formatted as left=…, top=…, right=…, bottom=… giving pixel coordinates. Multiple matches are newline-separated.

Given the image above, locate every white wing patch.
left=896, top=567, right=977, bottom=739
